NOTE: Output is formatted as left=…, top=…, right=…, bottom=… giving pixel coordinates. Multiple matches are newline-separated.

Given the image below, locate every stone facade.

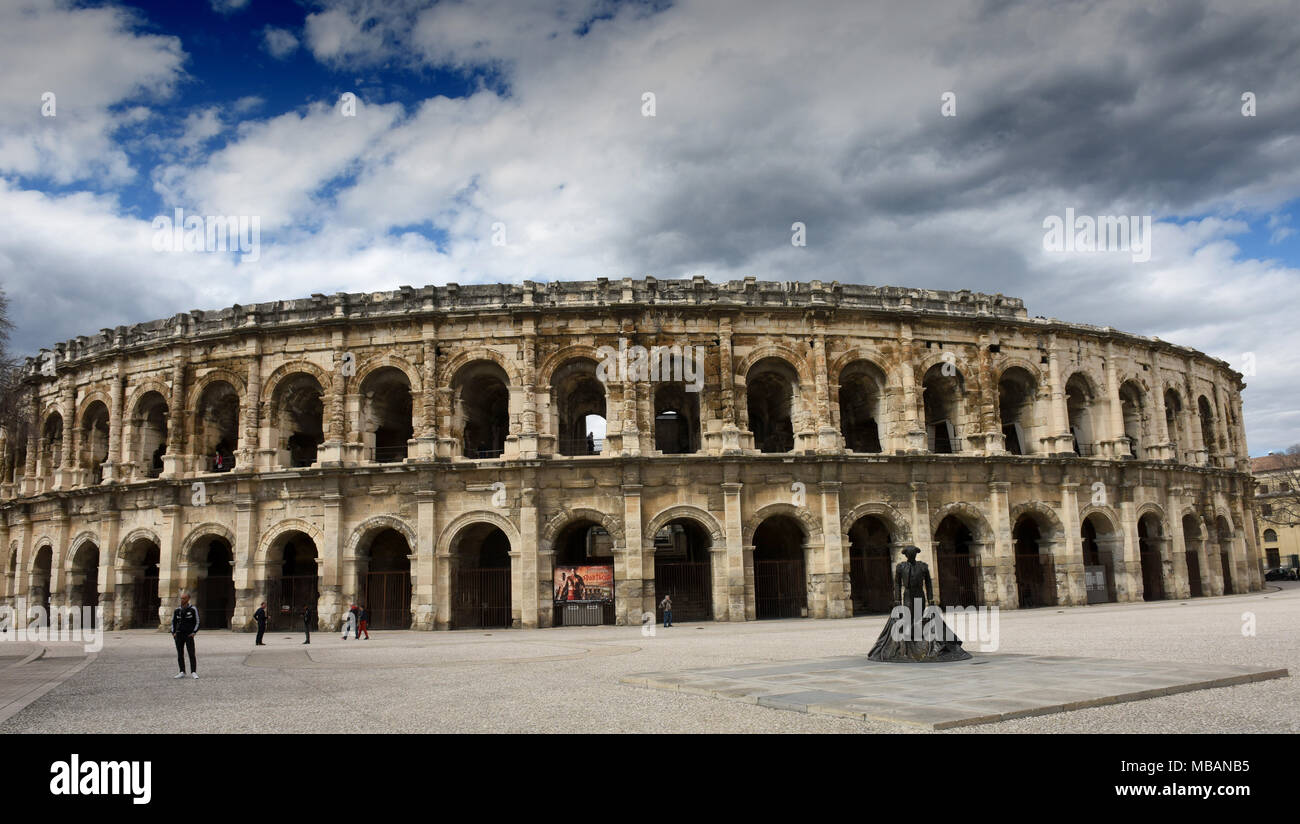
left=0, top=277, right=1263, bottom=632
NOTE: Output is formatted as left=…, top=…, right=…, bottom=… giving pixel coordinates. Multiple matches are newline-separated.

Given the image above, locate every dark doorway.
left=1081, top=517, right=1117, bottom=603
left=453, top=524, right=512, bottom=629
left=269, top=536, right=319, bottom=630
left=364, top=528, right=412, bottom=629
left=752, top=516, right=807, bottom=619
left=198, top=539, right=235, bottom=629
left=1138, top=515, right=1165, bottom=601
left=1012, top=517, right=1057, bottom=608
left=653, top=519, right=713, bottom=622
left=553, top=520, right=615, bottom=625
left=131, top=543, right=161, bottom=629
left=847, top=516, right=892, bottom=614
left=935, top=516, right=980, bottom=607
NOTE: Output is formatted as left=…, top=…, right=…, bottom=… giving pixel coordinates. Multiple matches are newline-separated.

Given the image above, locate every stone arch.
left=1212, top=507, right=1239, bottom=535
left=742, top=502, right=823, bottom=546
left=181, top=523, right=238, bottom=564
left=117, top=527, right=162, bottom=563
left=993, top=356, right=1045, bottom=387
left=75, top=389, right=113, bottom=424
left=541, top=507, right=625, bottom=552
left=437, top=510, right=521, bottom=558
left=537, top=344, right=609, bottom=389
left=345, top=515, right=419, bottom=558
left=839, top=502, right=911, bottom=543
left=1078, top=503, right=1122, bottom=534
left=124, top=379, right=173, bottom=419
left=1135, top=502, right=1169, bottom=534
left=1008, top=500, right=1066, bottom=540
left=929, top=501, right=994, bottom=544
left=643, top=505, right=724, bottom=549
left=186, top=368, right=248, bottom=411
left=354, top=353, right=422, bottom=395
left=735, top=345, right=814, bottom=386
left=256, top=518, right=326, bottom=565
left=65, top=530, right=102, bottom=570
left=261, top=360, right=335, bottom=416
left=828, top=350, right=893, bottom=388
left=438, top=347, right=521, bottom=388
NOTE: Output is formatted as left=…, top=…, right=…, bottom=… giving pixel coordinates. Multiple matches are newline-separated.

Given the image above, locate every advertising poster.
left=553, top=565, right=614, bottom=601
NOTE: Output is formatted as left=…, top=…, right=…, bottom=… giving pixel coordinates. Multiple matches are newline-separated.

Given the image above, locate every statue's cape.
left=867, top=606, right=972, bottom=663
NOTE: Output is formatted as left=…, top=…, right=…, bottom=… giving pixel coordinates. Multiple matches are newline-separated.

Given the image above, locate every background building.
left=1252, top=452, right=1300, bottom=570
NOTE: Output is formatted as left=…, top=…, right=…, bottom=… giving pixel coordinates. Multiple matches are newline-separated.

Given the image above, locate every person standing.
left=171, top=592, right=200, bottom=678
left=359, top=605, right=370, bottom=640
left=301, top=604, right=312, bottom=644
left=659, top=594, right=673, bottom=628
left=253, top=602, right=267, bottom=646
left=342, top=603, right=357, bottom=640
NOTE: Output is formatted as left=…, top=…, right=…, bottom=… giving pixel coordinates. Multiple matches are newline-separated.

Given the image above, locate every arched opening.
left=195, top=537, right=235, bottom=629
left=752, top=515, right=807, bottom=619
left=652, top=518, right=713, bottom=622
left=934, top=516, right=980, bottom=606
left=839, top=361, right=885, bottom=453
left=654, top=384, right=701, bottom=455
left=356, top=528, right=412, bottom=629
left=1081, top=515, right=1118, bottom=603
left=1119, top=381, right=1146, bottom=459
left=1012, top=515, right=1057, bottom=608
left=1164, top=389, right=1185, bottom=461
left=451, top=523, right=512, bottom=629
left=553, top=358, right=606, bottom=456
left=267, top=532, right=319, bottom=631
left=30, top=546, right=53, bottom=626
left=361, top=367, right=414, bottom=463
left=998, top=367, right=1037, bottom=455
left=452, top=361, right=509, bottom=459
left=552, top=519, right=616, bottom=625
left=9, top=420, right=29, bottom=486
left=273, top=374, right=324, bottom=468
left=40, top=412, right=64, bottom=483
left=1197, top=396, right=1217, bottom=459
left=70, top=542, right=101, bottom=628
left=847, top=515, right=892, bottom=614
left=195, top=381, right=240, bottom=472
left=79, top=402, right=110, bottom=484
left=132, top=392, right=169, bottom=478
left=1065, top=373, right=1096, bottom=456
left=922, top=362, right=964, bottom=454
left=1215, top=516, right=1236, bottom=594
left=1137, top=513, right=1166, bottom=601
left=121, top=538, right=161, bottom=629
left=1181, top=515, right=1205, bottom=598
left=746, top=358, right=798, bottom=454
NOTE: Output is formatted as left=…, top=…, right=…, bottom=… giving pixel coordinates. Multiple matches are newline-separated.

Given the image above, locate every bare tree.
left=1257, top=444, right=1300, bottom=527
left=0, top=286, right=32, bottom=437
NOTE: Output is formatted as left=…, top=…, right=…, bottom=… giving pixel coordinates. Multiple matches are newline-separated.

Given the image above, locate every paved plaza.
left=1, top=583, right=1296, bottom=734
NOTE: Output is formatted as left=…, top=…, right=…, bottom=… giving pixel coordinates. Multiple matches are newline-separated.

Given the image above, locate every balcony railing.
left=374, top=445, right=408, bottom=463
left=558, top=436, right=603, bottom=456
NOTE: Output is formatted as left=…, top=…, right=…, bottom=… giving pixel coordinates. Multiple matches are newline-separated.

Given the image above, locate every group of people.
left=169, top=595, right=375, bottom=678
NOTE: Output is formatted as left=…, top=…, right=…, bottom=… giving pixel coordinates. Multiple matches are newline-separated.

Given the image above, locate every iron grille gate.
left=654, top=560, right=712, bottom=621
left=454, top=568, right=511, bottom=629
left=754, top=559, right=806, bottom=619
left=1014, top=554, right=1057, bottom=608
left=365, top=571, right=411, bottom=629
left=132, top=577, right=160, bottom=628
left=1185, top=551, right=1203, bottom=598
left=1140, top=552, right=1165, bottom=600
left=936, top=554, right=981, bottom=607
left=849, top=555, right=893, bottom=614
left=267, top=575, right=319, bottom=631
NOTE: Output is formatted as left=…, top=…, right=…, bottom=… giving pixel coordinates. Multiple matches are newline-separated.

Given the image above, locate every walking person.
left=301, top=604, right=312, bottom=644
left=359, top=605, right=370, bottom=640
left=342, top=603, right=357, bottom=640
left=253, top=602, right=267, bottom=645
left=659, top=594, right=673, bottom=628
left=171, top=592, right=200, bottom=678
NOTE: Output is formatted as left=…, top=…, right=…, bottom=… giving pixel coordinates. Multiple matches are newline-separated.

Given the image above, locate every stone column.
left=161, top=352, right=186, bottom=479
left=518, top=477, right=540, bottom=628
left=1184, top=365, right=1207, bottom=467
left=416, top=325, right=438, bottom=460
left=55, top=378, right=77, bottom=489
left=976, top=334, right=1002, bottom=455
left=899, top=323, right=926, bottom=452
left=810, top=317, right=839, bottom=453
left=619, top=478, right=647, bottom=626
left=49, top=511, right=69, bottom=607
left=518, top=320, right=539, bottom=459
left=158, top=502, right=184, bottom=628
left=103, top=362, right=125, bottom=483
left=818, top=477, right=849, bottom=618
left=1149, top=351, right=1172, bottom=461
left=1166, top=495, right=1191, bottom=599
left=1044, top=335, right=1072, bottom=454
left=413, top=488, right=437, bottom=630
left=721, top=474, right=747, bottom=621
left=1211, top=383, right=1233, bottom=468
left=239, top=338, right=263, bottom=473
left=1104, top=341, right=1129, bottom=458
left=718, top=317, right=741, bottom=454
left=320, top=490, right=344, bottom=629
left=1059, top=481, right=1086, bottom=605
left=230, top=495, right=258, bottom=630
left=987, top=481, right=1015, bottom=607
left=1117, top=497, right=1142, bottom=602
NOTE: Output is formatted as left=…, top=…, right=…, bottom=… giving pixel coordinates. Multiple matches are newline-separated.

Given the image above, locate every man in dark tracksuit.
left=171, top=593, right=200, bottom=678
left=253, top=602, right=267, bottom=646
left=301, top=605, right=312, bottom=644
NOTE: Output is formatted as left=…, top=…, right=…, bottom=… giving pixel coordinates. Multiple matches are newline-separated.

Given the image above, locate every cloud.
left=262, top=26, right=300, bottom=60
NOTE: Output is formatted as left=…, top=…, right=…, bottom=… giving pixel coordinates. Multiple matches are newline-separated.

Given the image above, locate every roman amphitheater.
left=0, top=278, right=1263, bottom=633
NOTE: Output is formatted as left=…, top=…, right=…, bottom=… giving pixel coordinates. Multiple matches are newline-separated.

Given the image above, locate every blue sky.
left=2, top=0, right=1300, bottom=453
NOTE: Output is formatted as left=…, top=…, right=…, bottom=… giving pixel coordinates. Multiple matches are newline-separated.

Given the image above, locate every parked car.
left=1265, top=567, right=1299, bottom=581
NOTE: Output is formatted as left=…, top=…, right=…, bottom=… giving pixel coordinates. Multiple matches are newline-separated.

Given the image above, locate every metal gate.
left=1220, top=551, right=1234, bottom=594
left=1185, top=551, right=1203, bottom=597
left=1140, top=552, right=1165, bottom=600
left=132, top=576, right=160, bottom=628
left=454, top=568, right=511, bottom=629
left=1014, top=554, right=1057, bottom=608
left=754, top=559, right=806, bottom=619
left=267, top=575, right=319, bottom=631
left=654, top=560, right=712, bottom=621
left=936, top=554, right=981, bottom=607
left=365, top=571, right=411, bottom=629
left=199, top=575, right=234, bottom=629
left=849, top=554, right=893, bottom=614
